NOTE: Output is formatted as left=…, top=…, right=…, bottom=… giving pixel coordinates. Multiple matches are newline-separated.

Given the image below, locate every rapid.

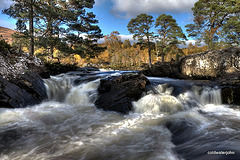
left=0, top=71, right=239, bottom=160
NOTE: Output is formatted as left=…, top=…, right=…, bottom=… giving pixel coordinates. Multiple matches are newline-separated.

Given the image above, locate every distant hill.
left=0, top=26, right=16, bottom=44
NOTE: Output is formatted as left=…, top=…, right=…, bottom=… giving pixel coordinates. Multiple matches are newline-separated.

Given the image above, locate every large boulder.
left=95, top=73, right=150, bottom=114
left=179, top=47, right=240, bottom=79
left=0, top=71, right=47, bottom=108
left=0, top=51, right=48, bottom=108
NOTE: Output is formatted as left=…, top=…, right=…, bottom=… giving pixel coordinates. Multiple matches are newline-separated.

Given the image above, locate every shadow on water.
left=165, top=108, right=240, bottom=160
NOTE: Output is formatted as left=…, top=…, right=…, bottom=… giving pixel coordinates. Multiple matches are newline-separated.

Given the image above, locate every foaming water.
left=65, top=79, right=100, bottom=107
left=1, top=73, right=240, bottom=160
left=199, top=87, right=222, bottom=106
left=133, top=94, right=185, bottom=114
left=44, top=74, right=77, bottom=101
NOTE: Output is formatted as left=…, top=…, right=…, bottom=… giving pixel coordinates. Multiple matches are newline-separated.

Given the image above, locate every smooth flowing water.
left=0, top=71, right=240, bottom=160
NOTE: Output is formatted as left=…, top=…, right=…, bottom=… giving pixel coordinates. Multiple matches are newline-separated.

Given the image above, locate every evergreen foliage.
left=12, top=19, right=29, bottom=53
left=155, top=14, right=187, bottom=62
left=186, top=0, right=240, bottom=50
left=0, top=35, right=11, bottom=53
left=3, top=0, right=104, bottom=58
left=127, top=13, right=154, bottom=67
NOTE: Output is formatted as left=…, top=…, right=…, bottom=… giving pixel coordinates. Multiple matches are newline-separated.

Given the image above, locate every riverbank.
left=1, top=46, right=240, bottom=108
left=142, top=47, right=240, bottom=84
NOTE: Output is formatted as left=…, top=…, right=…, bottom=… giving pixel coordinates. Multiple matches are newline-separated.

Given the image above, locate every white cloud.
left=0, top=0, right=13, bottom=10
left=98, top=34, right=137, bottom=44
left=179, top=40, right=206, bottom=48
left=120, top=34, right=137, bottom=43
left=98, top=35, right=206, bottom=48
left=95, top=0, right=107, bottom=6
left=111, top=0, right=197, bottom=19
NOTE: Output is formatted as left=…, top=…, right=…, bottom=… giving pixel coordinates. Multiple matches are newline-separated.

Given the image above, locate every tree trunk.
left=147, top=37, right=152, bottom=67
left=50, top=45, right=54, bottom=57
left=148, top=48, right=152, bottom=67
left=29, top=0, right=34, bottom=56
left=162, top=52, right=165, bottom=63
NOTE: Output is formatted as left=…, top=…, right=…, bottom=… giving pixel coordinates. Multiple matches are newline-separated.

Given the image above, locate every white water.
left=0, top=72, right=240, bottom=160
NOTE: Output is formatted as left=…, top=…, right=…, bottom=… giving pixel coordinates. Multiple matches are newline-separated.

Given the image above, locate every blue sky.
left=0, top=0, right=198, bottom=44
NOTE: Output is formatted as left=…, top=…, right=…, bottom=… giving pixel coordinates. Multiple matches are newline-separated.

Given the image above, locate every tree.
left=3, top=0, right=35, bottom=55
left=66, top=9, right=104, bottom=58
left=123, top=39, right=132, bottom=49
left=186, top=0, right=240, bottom=50
left=12, top=19, right=29, bottom=53
left=155, top=14, right=187, bottom=62
left=127, top=13, right=154, bottom=67
left=3, top=0, right=103, bottom=58
left=168, top=45, right=184, bottom=62
left=29, top=0, right=34, bottom=56
left=221, top=1, right=240, bottom=46
left=103, top=31, right=123, bottom=68
left=35, top=0, right=103, bottom=57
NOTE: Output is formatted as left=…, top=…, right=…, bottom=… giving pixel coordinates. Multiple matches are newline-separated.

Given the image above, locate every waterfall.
left=44, top=74, right=76, bottom=102
left=199, top=87, right=222, bottom=106
left=134, top=83, right=223, bottom=115
left=133, top=94, right=185, bottom=114
left=1, top=73, right=239, bottom=160
left=65, top=79, right=100, bottom=107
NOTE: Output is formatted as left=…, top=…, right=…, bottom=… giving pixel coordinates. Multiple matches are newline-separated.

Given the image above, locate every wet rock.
left=44, top=62, right=78, bottom=76
left=95, top=73, right=150, bottom=114
left=221, top=86, right=240, bottom=105
left=177, top=47, right=240, bottom=105
left=76, top=67, right=100, bottom=72
left=0, top=51, right=48, bottom=108
left=0, top=71, right=47, bottom=108
left=142, top=62, right=183, bottom=79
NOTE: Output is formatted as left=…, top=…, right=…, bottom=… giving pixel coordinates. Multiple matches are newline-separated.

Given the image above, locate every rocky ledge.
left=141, top=62, right=183, bottom=79
left=179, top=47, right=240, bottom=80
left=0, top=51, right=48, bottom=108
left=179, top=47, right=240, bottom=105
left=141, top=47, right=240, bottom=105
left=142, top=47, right=240, bottom=82
left=95, top=73, right=150, bottom=114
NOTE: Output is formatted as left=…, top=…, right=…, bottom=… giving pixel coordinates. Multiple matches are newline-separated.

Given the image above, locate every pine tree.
left=186, top=0, right=240, bottom=50
left=155, top=14, right=187, bottom=62
left=3, top=0, right=35, bottom=55
left=3, top=0, right=103, bottom=58
left=12, top=19, right=29, bottom=53
left=127, top=13, right=154, bottom=67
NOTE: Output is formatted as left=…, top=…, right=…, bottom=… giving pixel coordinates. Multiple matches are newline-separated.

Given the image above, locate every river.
left=0, top=71, right=239, bottom=160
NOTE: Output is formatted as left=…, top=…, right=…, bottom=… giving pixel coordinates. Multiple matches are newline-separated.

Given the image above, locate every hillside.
left=0, top=26, right=16, bottom=44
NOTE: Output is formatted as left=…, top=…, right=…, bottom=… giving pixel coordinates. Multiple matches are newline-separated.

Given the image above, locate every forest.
left=1, top=0, right=240, bottom=70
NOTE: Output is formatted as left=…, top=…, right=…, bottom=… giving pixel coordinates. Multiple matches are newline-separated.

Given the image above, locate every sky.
left=0, top=0, right=198, bottom=45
